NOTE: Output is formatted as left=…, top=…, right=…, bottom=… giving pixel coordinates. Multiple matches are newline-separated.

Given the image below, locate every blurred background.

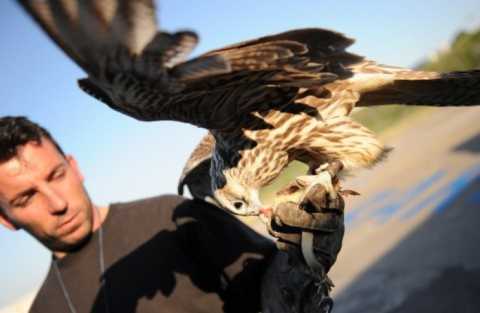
left=0, top=1, right=479, bottom=312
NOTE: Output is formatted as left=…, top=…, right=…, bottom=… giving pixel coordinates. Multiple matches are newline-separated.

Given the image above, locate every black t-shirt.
left=29, top=195, right=276, bottom=313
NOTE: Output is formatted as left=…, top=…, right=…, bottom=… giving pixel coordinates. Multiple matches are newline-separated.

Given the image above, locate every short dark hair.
left=0, top=116, right=64, bottom=162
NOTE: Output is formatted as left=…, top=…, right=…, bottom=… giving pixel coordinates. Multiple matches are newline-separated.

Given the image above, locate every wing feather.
left=18, top=1, right=366, bottom=129
left=205, top=28, right=363, bottom=71
left=178, top=133, right=215, bottom=200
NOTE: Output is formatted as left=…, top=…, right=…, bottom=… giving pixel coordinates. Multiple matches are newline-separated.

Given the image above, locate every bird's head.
left=212, top=172, right=263, bottom=216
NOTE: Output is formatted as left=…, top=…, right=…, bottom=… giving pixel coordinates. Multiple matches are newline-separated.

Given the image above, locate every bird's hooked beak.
left=257, top=206, right=274, bottom=225
left=259, top=207, right=273, bottom=217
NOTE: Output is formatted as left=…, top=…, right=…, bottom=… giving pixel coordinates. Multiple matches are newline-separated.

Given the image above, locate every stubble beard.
left=48, top=194, right=96, bottom=254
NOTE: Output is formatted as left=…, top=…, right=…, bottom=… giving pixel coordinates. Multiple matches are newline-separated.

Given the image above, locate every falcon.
left=19, top=0, right=480, bottom=217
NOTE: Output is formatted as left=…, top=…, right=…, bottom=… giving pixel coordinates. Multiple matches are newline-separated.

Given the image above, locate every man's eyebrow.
left=10, top=188, right=36, bottom=205
left=46, top=163, right=65, bottom=181
left=9, top=163, right=65, bottom=205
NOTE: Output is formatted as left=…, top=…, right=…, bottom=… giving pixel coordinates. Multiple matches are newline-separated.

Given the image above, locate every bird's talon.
left=298, top=170, right=337, bottom=208
left=314, top=163, right=330, bottom=174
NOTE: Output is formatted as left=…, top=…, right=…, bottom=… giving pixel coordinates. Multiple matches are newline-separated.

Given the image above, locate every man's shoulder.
left=110, top=194, right=221, bottom=214
left=28, top=264, right=59, bottom=313
left=112, top=194, right=186, bottom=210
left=108, top=194, right=233, bottom=228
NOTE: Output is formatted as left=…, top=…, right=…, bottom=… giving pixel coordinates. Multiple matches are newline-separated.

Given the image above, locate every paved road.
left=329, top=107, right=480, bottom=313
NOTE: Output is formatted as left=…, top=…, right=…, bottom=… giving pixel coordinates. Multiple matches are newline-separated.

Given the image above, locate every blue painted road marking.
left=346, top=164, right=480, bottom=226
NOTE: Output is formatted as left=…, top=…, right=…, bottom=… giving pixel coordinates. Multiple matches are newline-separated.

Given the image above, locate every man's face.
left=0, top=138, right=94, bottom=253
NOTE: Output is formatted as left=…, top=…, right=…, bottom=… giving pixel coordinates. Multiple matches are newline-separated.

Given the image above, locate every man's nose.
left=42, top=186, right=67, bottom=214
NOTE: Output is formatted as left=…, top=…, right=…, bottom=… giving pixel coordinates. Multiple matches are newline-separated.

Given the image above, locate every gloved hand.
left=268, top=184, right=345, bottom=272
left=261, top=186, right=344, bottom=313
left=262, top=162, right=351, bottom=313
left=267, top=161, right=349, bottom=273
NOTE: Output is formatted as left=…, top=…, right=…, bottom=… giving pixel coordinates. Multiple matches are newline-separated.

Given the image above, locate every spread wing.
left=17, top=0, right=229, bottom=120
left=178, top=132, right=215, bottom=201
left=17, top=0, right=480, bottom=132
left=18, top=0, right=363, bottom=130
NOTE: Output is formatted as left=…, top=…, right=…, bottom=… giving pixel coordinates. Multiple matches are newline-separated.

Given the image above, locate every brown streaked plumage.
left=19, top=0, right=480, bottom=216
left=177, top=132, right=215, bottom=202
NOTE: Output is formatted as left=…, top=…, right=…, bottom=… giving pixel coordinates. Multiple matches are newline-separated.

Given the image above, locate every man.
left=0, top=116, right=344, bottom=313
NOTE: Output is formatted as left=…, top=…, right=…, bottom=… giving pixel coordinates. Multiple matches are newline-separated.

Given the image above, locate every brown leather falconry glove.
left=261, top=162, right=351, bottom=313
left=268, top=163, right=346, bottom=273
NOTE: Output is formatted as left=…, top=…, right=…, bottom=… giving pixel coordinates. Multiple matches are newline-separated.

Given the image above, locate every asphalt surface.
left=329, top=107, right=480, bottom=313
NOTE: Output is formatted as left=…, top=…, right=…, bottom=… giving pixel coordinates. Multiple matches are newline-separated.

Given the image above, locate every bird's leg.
left=295, top=162, right=338, bottom=204
left=276, top=161, right=345, bottom=208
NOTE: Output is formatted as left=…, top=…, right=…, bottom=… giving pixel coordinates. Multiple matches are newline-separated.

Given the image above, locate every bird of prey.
left=19, top=0, right=480, bottom=217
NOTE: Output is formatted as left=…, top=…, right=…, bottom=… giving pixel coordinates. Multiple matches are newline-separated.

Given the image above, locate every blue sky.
left=0, top=0, right=479, bottom=307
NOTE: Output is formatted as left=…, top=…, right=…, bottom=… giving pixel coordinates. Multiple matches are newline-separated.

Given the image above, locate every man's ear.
left=66, top=155, right=84, bottom=182
left=0, top=209, right=19, bottom=231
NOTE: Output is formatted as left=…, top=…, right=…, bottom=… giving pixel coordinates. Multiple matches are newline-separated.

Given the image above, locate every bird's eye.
left=233, top=201, right=244, bottom=210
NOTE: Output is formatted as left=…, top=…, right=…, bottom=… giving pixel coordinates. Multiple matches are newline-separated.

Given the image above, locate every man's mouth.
left=57, top=211, right=80, bottom=235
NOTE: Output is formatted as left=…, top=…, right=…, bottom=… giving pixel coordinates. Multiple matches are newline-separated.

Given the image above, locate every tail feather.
left=357, top=69, right=480, bottom=107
